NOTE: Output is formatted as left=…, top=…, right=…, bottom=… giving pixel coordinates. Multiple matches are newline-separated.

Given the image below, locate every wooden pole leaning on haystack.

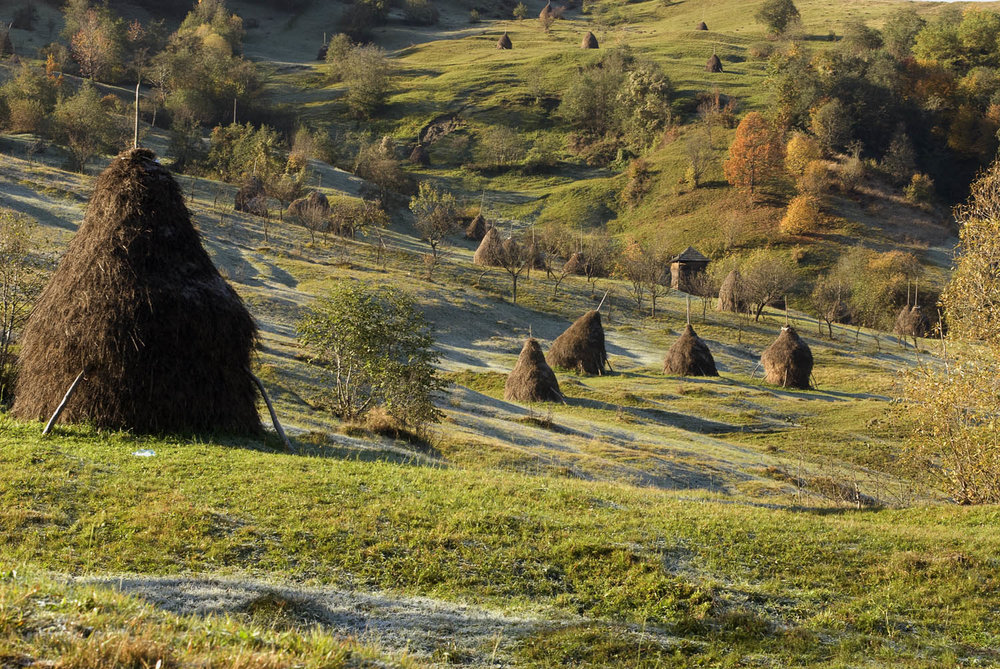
left=42, top=368, right=88, bottom=436
left=250, top=371, right=292, bottom=451
left=134, top=82, right=140, bottom=149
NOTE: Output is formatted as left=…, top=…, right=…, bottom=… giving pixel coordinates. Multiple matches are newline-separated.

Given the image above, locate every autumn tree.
left=410, top=182, right=459, bottom=264
left=723, top=112, right=784, bottom=198
left=755, top=0, right=800, bottom=35
left=779, top=194, right=822, bottom=234
left=70, top=6, right=123, bottom=81
left=785, top=133, right=822, bottom=177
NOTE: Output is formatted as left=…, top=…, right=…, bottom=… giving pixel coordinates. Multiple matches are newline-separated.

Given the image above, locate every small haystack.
left=581, top=31, right=599, bottom=48
left=317, top=43, right=328, bottom=60
left=497, top=32, right=513, bottom=49
left=12, top=148, right=261, bottom=434
left=474, top=227, right=504, bottom=266
left=505, top=338, right=563, bottom=402
left=706, top=54, right=723, bottom=73
left=716, top=269, right=745, bottom=312
left=540, top=1, right=554, bottom=20
left=0, top=29, right=12, bottom=58
left=287, top=190, right=330, bottom=219
left=696, top=21, right=708, bottom=30
left=563, top=252, right=585, bottom=275
left=664, top=324, right=718, bottom=377
left=465, top=213, right=489, bottom=240
left=235, top=176, right=268, bottom=217
left=761, top=326, right=812, bottom=389
left=409, top=143, right=430, bottom=166
left=895, top=305, right=931, bottom=338
left=547, top=310, right=608, bottom=375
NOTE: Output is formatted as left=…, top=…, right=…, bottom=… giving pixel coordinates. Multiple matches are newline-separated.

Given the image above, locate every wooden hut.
left=669, top=246, right=709, bottom=293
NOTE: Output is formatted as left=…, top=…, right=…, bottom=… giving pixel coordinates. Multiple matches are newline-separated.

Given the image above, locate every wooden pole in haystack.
left=134, top=81, right=140, bottom=149
left=43, top=367, right=88, bottom=435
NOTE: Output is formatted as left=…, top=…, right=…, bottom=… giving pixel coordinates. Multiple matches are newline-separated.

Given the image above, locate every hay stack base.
left=761, top=326, right=812, bottom=389
left=13, top=148, right=262, bottom=435
left=505, top=339, right=563, bottom=402
left=664, top=324, right=718, bottom=376
left=547, top=310, right=608, bottom=375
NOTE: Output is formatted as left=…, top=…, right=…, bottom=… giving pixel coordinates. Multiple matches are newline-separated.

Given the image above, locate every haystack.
left=317, top=43, right=328, bottom=60
left=13, top=148, right=261, bottom=434
left=716, top=269, right=745, bottom=312
left=696, top=21, right=708, bottom=30
left=497, top=32, right=513, bottom=49
left=474, top=227, right=504, bottom=266
left=664, top=324, right=718, bottom=376
left=540, top=1, right=554, bottom=20
left=235, top=175, right=268, bottom=217
left=409, top=143, right=430, bottom=166
left=547, top=310, right=608, bottom=375
left=287, top=190, right=330, bottom=219
left=0, top=29, right=12, bottom=57
left=581, top=31, right=598, bottom=48
left=706, top=54, right=723, bottom=73
left=465, top=213, right=489, bottom=240
left=505, top=338, right=563, bottom=402
left=761, top=326, right=812, bottom=389
left=895, top=305, right=930, bottom=338
left=563, top=252, right=585, bottom=275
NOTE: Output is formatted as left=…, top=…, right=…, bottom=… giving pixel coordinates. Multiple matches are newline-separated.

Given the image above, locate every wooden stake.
left=596, top=289, right=610, bottom=312
left=43, top=368, right=88, bottom=435
left=686, top=295, right=691, bottom=324
left=251, top=372, right=291, bottom=451
left=133, top=81, right=140, bottom=149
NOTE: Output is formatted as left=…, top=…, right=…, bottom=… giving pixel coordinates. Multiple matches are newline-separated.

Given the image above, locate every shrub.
left=469, top=9, right=480, bottom=23
left=780, top=194, right=822, bottom=235
left=6, top=98, right=47, bottom=134
left=785, top=133, right=822, bottom=177
left=755, top=0, right=800, bottom=35
left=619, top=158, right=652, bottom=208
left=403, top=0, right=439, bottom=25
left=324, top=33, right=354, bottom=82
left=904, top=173, right=935, bottom=205
left=0, top=210, right=39, bottom=408
left=342, top=45, right=393, bottom=119
left=797, top=159, right=832, bottom=195
left=297, top=282, right=445, bottom=428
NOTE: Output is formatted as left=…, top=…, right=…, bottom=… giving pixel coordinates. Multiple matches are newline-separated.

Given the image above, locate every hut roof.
left=706, top=54, right=723, bottom=73
left=13, top=148, right=261, bottom=434
left=465, top=213, right=489, bottom=240
left=664, top=324, right=718, bottom=376
left=761, top=326, right=813, bottom=389
left=547, top=310, right=608, bottom=375
left=497, top=32, right=512, bottom=49
left=474, top=227, right=505, bottom=266
left=696, top=21, right=708, bottom=30
left=671, top=246, right=709, bottom=263
left=505, top=338, right=563, bottom=402
left=581, top=31, right=598, bottom=48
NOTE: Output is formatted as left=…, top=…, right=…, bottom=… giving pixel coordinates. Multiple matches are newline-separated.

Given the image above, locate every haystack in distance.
left=547, top=310, right=609, bottom=375
left=505, top=338, right=563, bottom=402
left=761, top=326, right=812, bottom=389
left=13, top=148, right=262, bottom=435
left=664, top=324, right=718, bottom=376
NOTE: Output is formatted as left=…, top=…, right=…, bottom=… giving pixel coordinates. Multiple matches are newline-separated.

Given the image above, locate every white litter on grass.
left=131, top=450, right=156, bottom=457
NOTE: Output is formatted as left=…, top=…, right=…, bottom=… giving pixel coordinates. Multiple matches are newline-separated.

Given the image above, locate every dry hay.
left=716, top=269, right=746, bottom=312
left=547, top=310, right=608, bottom=375
left=562, top=252, right=585, bottom=275
left=0, top=29, right=11, bottom=57
left=235, top=176, right=268, bottom=217
left=287, top=191, right=330, bottom=219
left=409, top=144, right=430, bottom=166
left=581, top=31, right=598, bottom=48
left=706, top=54, right=723, bottom=73
left=317, top=43, right=328, bottom=60
left=696, top=21, right=708, bottom=30
left=13, top=148, right=261, bottom=434
left=465, top=214, right=489, bottom=241
left=664, top=324, right=718, bottom=377
left=525, top=239, right=546, bottom=270
left=895, top=305, right=931, bottom=338
left=504, top=338, right=563, bottom=402
left=540, top=1, right=554, bottom=20
left=761, top=326, right=812, bottom=390
left=497, top=32, right=512, bottom=49
left=473, top=227, right=504, bottom=266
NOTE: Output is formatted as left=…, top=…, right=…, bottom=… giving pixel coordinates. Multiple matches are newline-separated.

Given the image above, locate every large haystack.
left=547, top=310, right=608, bottom=375
left=540, top=1, right=554, bottom=20
left=895, top=305, right=931, bottom=338
left=706, top=54, right=723, bottom=73
left=235, top=175, right=268, bottom=217
left=465, top=213, right=489, bottom=240
left=664, top=324, right=718, bottom=376
left=716, top=269, right=745, bottom=312
left=497, top=32, right=513, bottom=49
left=563, top=252, right=585, bottom=275
left=761, top=326, right=812, bottom=389
left=287, top=190, right=330, bottom=219
left=504, top=338, right=563, bottom=402
left=13, top=148, right=261, bottom=434
left=409, top=143, right=430, bottom=166
left=696, top=21, right=708, bottom=30
left=474, top=227, right=504, bottom=266
left=581, top=31, right=598, bottom=48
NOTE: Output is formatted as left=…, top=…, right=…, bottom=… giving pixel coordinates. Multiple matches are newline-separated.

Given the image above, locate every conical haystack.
left=287, top=190, right=330, bottom=219
left=317, top=43, right=328, bottom=60
left=497, top=32, right=513, bottom=49
left=474, top=227, right=504, bottom=266
left=547, top=310, right=608, bottom=375
left=563, top=252, right=585, bottom=275
left=466, top=213, right=489, bottom=240
left=696, top=21, right=708, bottom=30
left=664, top=324, right=718, bottom=376
left=706, top=54, right=723, bottom=73
left=540, top=1, right=554, bottom=20
left=235, top=175, right=268, bottom=216
left=409, top=143, right=430, bottom=166
left=895, top=305, right=930, bottom=338
left=716, top=269, right=745, bottom=312
left=761, top=326, right=812, bottom=389
left=13, top=148, right=261, bottom=434
left=581, top=31, right=598, bottom=48
left=505, top=338, right=563, bottom=402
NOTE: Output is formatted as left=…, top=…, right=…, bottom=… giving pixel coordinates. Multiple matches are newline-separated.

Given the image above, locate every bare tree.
left=410, top=182, right=459, bottom=268
left=495, top=235, right=531, bottom=304
left=0, top=211, right=38, bottom=404
left=740, top=249, right=798, bottom=321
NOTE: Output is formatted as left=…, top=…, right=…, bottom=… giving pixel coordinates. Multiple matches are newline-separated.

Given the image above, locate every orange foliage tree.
left=723, top=112, right=784, bottom=198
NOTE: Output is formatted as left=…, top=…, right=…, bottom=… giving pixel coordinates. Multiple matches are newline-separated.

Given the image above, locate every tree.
left=882, top=7, right=925, bottom=59
left=785, top=133, right=822, bottom=177
left=513, top=2, right=527, bottom=19
left=477, top=125, right=526, bottom=168
left=207, top=122, right=284, bottom=183
left=409, top=182, right=459, bottom=263
left=755, top=0, right=800, bottom=35
left=355, top=139, right=412, bottom=203
left=297, top=282, right=444, bottom=428
left=779, top=194, right=822, bottom=235
left=881, top=125, right=917, bottom=185
left=493, top=234, right=531, bottom=304
left=810, top=99, right=851, bottom=155
left=616, top=238, right=668, bottom=316
left=324, top=33, right=354, bottom=82
left=616, top=61, right=673, bottom=152
left=723, top=112, right=784, bottom=198
left=0, top=210, right=39, bottom=406
left=52, top=81, right=118, bottom=172
left=70, top=7, right=123, bottom=82
left=343, top=45, right=393, bottom=119
left=810, top=272, right=848, bottom=338
left=740, top=249, right=797, bottom=321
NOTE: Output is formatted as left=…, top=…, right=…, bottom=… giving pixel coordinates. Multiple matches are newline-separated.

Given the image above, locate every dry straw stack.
left=548, top=310, right=609, bottom=375
left=717, top=269, right=745, bottom=312
left=497, top=32, right=513, bottom=49
left=13, top=148, right=262, bottom=434
left=706, top=54, right=723, bottom=73
left=664, top=324, right=718, bottom=376
left=287, top=191, right=330, bottom=218
left=474, top=227, right=505, bottom=266
left=465, top=213, right=488, bottom=240
left=581, top=31, right=599, bottom=48
left=761, top=326, right=813, bottom=389
left=505, top=338, right=563, bottom=402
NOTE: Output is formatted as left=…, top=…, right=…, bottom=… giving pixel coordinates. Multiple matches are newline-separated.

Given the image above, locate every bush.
left=342, top=45, right=394, bottom=119
left=6, top=98, right=47, bottom=134
left=403, top=0, right=439, bottom=26
left=324, top=33, right=354, bottom=82
left=297, top=282, right=445, bottom=428
left=904, top=173, right=935, bottom=205
left=798, top=159, right=832, bottom=195
left=785, top=133, right=821, bottom=177
left=780, top=194, right=822, bottom=234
